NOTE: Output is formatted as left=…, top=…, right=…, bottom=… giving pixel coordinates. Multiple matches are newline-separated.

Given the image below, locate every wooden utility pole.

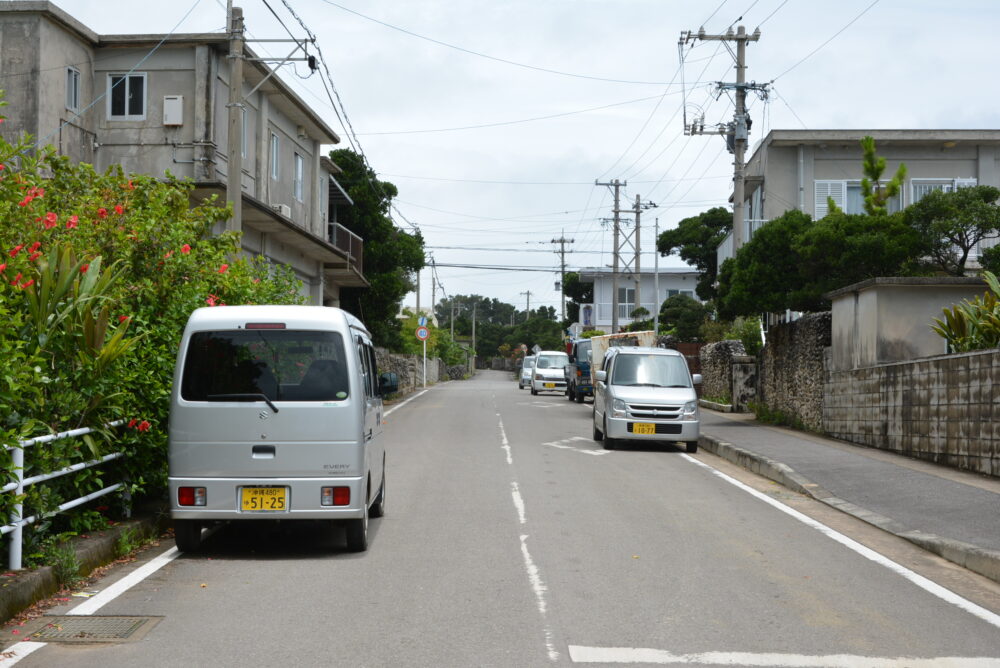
left=225, top=2, right=245, bottom=233
left=520, top=290, right=533, bottom=322
left=681, top=25, right=766, bottom=252
left=596, top=179, right=625, bottom=332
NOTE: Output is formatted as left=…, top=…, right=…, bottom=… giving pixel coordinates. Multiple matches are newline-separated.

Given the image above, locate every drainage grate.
left=28, top=616, right=162, bottom=643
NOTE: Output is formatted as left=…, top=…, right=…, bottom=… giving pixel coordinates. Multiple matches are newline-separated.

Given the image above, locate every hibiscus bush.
left=0, top=98, right=304, bottom=553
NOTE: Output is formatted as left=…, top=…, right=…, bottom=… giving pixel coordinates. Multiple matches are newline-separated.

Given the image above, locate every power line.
left=771, top=0, right=882, bottom=82
left=316, top=0, right=684, bottom=86
left=379, top=173, right=733, bottom=186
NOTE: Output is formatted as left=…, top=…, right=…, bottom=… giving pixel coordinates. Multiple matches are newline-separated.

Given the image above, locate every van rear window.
left=181, top=330, right=349, bottom=402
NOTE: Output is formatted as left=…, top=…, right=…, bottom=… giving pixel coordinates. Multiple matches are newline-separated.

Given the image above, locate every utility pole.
left=471, top=301, right=477, bottom=369
left=680, top=24, right=767, bottom=252
left=653, top=218, right=660, bottom=336
left=430, top=256, right=437, bottom=321
left=520, top=290, right=532, bottom=322
left=596, top=179, right=625, bottom=332
left=631, top=195, right=656, bottom=321
left=415, top=266, right=421, bottom=318
left=551, top=232, right=574, bottom=322
left=225, top=2, right=245, bottom=234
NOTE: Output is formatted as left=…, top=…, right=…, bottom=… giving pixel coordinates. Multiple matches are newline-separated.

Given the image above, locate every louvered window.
left=814, top=181, right=845, bottom=218
left=912, top=178, right=977, bottom=203
left=816, top=180, right=902, bottom=217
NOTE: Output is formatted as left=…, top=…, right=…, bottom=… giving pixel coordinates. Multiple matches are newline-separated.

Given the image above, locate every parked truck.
left=589, top=330, right=657, bottom=384
left=564, top=338, right=594, bottom=403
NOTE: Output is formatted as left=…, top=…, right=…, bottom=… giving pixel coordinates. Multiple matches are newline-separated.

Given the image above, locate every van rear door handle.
left=252, top=445, right=275, bottom=459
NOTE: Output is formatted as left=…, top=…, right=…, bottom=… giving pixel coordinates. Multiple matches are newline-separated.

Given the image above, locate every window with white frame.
left=293, top=153, right=304, bottom=201
left=270, top=133, right=280, bottom=180
left=815, top=180, right=902, bottom=218
left=911, top=178, right=977, bottom=203
left=107, top=73, right=146, bottom=120
left=667, top=289, right=696, bottom=300
left=66, top=67, right=80, bottom=111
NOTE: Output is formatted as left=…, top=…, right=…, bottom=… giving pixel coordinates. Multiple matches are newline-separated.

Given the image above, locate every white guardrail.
left=1, top=421, right=128, bottom=570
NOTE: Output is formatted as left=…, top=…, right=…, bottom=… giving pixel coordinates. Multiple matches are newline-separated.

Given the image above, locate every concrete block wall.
left=758, top=312, right=831, bottom=431
left=824, top=349, right=1000, bottom=476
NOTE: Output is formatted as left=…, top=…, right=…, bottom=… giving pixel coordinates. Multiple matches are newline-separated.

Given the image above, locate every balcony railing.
left=593, top=302, right=658, bottom=324
left=329, top=222, right=363, bottom=274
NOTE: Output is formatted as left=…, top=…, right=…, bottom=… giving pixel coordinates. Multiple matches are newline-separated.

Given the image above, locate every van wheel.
left=686, top=441, right=699, bottom=454
left=602, top=417, right=616, bottom=450
left=567, top=386, right=575, bottom=401
left=575, top=390, right=585, bottom=404
left=592, top=412, right=604, bottom=442
left=530, top=387, right=538, bottom=396
left=345, top=505, right=369, bottom=552
left=370, top=471, right=386, bottom=519
left=174, top=520, right=202, bottom=553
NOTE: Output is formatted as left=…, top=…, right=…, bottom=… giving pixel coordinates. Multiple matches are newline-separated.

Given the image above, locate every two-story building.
left=0, top=1, right=366, bottom=305
left=721, top=129, right=1000, bottom=269
left=575, top=266, right=701, bottom=333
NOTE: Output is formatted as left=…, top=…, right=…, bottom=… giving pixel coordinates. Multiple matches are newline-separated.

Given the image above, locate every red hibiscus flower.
left=28, top=241, right=41, bottom=253
left=114, top=204, right=124, bottom=215
left=27, top=251, right=40, bottom=262
left=205, top=294, right=218, bottom=307
left=66, top=215, right=79, bottom=229
left=218, top=264, right=228, bottom=274
left=18, top=279, right=33, bottom=289
left=181, top=244, right=191, bottom=254
left=0, top=263, right=6, bottom=273
left=118, top=315, right=129, bottom=323
left=137, top=420, right=151, bottom=432
left=9, top=245, right=23, bottom=258
left=79, top=263, right=89, bottom=274
left=128, top=419, right=137, bottom=428
left=97, top=208, right=108, bottom=218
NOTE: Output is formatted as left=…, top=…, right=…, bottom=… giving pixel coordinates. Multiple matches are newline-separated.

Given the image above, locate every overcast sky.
left=67, top=0, right=1000, bottom=316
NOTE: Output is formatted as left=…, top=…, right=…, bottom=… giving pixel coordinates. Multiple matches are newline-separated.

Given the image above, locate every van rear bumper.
left=169, top=476, right=366, bottom=520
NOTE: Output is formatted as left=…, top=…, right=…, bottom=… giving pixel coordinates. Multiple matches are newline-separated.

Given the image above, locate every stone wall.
left=375, top=348, right=446, bottom=396
left=824, top=349, right=1000, bottom=476
left=731, top=355, right=757, bottom=412
left=700, top=341, right=746, bottom=403
left=757, top=312, right=831, bottom=431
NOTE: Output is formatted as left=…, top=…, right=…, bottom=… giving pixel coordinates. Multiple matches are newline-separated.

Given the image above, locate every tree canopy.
left=561, top=271, right=593, bottom=323
left=656, top=206, right=731, bottom=300
left=329, top=148, right=424, bottom=349
left=903, top=185, right=1000, bottom=276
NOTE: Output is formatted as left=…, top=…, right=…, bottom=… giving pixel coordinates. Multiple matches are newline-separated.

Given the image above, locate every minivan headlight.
left=611, top=398, right=627, bottom=418
left=682, top=400, right=699, bottom=419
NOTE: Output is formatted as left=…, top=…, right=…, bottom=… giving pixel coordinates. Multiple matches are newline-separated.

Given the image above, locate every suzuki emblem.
left=259, top=411, right=269, bottom=420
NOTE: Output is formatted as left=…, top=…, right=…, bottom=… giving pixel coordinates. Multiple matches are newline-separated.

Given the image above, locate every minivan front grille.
left=628, top=403, right=683, bottom=420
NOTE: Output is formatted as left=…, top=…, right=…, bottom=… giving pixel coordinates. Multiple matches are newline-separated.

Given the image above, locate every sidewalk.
left=698, top=410, right=1000, bottom=585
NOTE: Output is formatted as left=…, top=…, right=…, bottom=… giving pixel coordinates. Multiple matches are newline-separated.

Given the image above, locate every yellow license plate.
left=241, top=487, right=287, bottom=511
left=632, top=423, right=656, bottom=435
left=544, top=382, right=555, bottom=388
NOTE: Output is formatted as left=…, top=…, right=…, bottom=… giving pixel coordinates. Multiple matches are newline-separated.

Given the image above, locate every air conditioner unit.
left=271, top=203, right=292, bottom=218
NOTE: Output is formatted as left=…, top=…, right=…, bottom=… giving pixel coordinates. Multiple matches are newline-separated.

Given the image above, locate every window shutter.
left=954, top=178, right=978, bottom=189
left=814, top=181, right=845, bottom=218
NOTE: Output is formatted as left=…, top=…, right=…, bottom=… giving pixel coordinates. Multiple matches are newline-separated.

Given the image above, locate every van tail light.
left=245, top=323, right=286, bottom=329
left=178, top=487, right=206, bottom=506
left=322, top=486, right=351, bottom=506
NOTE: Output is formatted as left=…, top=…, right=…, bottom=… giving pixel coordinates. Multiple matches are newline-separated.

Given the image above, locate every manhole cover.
left=27, top=616, right=162, bottom=643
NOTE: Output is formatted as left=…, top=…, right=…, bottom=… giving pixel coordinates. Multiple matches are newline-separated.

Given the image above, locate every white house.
left=576, top=266, right=701, bottom=333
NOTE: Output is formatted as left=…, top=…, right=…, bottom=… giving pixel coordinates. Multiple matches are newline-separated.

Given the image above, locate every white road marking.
left=568, top=646, right=1000, bottom=666
left=517, top=401, right=565, bottom=409
left=543, top=436, right=610, bottom=456
left=385, top=388, right=429, bottom=416
left=681, top=454, right=1000, bottom=630
left=0, top=642, right=45, bottom=667
left=494, top=397, right=559, bottom=662
left=67, top=546, right=181, bottom=615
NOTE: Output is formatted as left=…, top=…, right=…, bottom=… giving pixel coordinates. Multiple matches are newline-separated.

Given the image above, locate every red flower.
left=29, top=241, right=41, bottom=253
left=97, top=208, right=108, bottom=218
left=18, top=196, right=31, bottom=207
left=9, top=273, right=20, bottom=285
left=128, top=419, right=137, bottom=428
left=9, top=245, right=23, bottom=257
left=0, top=263, right=6, bottom=273
left=45, top=211, right=57, bottom=225
left=164, top=250, right=174, bottom=259
left=181, top=244, right=191, bottom=254
left=79, top=263, right=89, bottom=274
left=66, top=215, right=79, bottom=229
left=218, top=264, right=228, bottom=274
left=205, top=294, right=218, bottom=307
left=27, top=251, right=40, bottom=262
left=19, top=279, right=34, bottom=289
left=118, top=315, right=129, bottom=323
left=114, top=204, right=124, bottom=215
left=137, top=420, right=151, bottom=432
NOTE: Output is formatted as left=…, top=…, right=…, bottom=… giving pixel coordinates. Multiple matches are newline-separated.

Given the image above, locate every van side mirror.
left=378, top=372, right=399, bottom=396
left=568, top=354, right=576, bottom=363
left=595, top=370, right=607, bottom=382
left=692, top=373, right=702, bottom=385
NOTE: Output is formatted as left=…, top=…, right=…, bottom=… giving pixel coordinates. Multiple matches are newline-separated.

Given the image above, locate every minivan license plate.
left=241, top=487, right=287, bottom=511
left=544, top=382, right=555, bottom=388
left=632, top=423, right=656, bottom=435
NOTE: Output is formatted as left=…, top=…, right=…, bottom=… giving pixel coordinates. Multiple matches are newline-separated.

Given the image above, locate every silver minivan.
left=168, top=305, right=396, bottom=553
left=592, top=346, right=701, bottom=452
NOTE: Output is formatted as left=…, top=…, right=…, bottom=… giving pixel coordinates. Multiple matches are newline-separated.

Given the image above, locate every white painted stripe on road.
left=511, top=482, right=527, bottom=524
left=568, top=646, right=1000, bottom=666
left=497, top=413, right=513, bottom=465
left=543, top=436, right=611, bottom=456
left=385, top=388, right=429, bottom=417
left=67, top=546, right=180, bottom=616
left=0, top=641, right=45, bottom=667
left=681, top=454, right=1000, bottom=630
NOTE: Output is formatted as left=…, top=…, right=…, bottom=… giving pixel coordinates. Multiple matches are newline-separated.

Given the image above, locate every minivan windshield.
left=523, top=357, right=536, bottom=369
left=535, top=353, right=569, bottom=370
left=611, top=354, right=691, bottom=388
left=181, top=330, right=349, bottom=402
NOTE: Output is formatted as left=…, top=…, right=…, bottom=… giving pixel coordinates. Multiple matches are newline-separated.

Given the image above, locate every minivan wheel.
left=530, top=387, right=538, bottom=396
left=592, top=411, right=604, bottom=442
left=174, top=520, right=202, bottom=553
left=567, top=386, right=575, bottom=401
left=575, top=390, right=585, bottom=404
left=686, top=441, right=699, bottom=454
left=602, top=417, right=615, bottom=450
left=345, top=504, right=369, bottom=552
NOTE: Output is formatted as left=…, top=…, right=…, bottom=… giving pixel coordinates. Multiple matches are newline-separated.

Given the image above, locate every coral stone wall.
left=375, top=348, right=445, bottom=395
left=758, top=312, right=831, bottom=431
left=700, top=341, right=746, bottom=403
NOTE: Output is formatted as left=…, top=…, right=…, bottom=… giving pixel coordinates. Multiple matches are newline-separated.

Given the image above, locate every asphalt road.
left=9, top=370, right=1000, bottom=667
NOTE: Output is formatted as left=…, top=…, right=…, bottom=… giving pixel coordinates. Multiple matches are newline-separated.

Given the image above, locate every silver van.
left=592, top=346, right=701, bottom=452
left=168, top=305, right=397, bottom=553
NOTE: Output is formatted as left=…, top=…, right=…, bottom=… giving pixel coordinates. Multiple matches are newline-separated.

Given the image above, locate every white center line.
left=568, top=646, right=1000, bottom=666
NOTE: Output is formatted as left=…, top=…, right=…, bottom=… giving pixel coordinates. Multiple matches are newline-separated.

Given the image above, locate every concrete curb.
left=0, top=508, right=168, bottom=625
left=698, top=433, right=1000, bottom=585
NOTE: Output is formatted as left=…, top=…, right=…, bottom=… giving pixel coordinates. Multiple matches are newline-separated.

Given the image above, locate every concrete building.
left=721, top=129, right=1000, bottom=267
left=0, top=1, right=365, bottom=305
left=575, top=267, right=701, bottom=333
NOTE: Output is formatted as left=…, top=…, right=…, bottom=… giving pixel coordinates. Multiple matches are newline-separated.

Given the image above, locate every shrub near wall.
left=757, top=312, right=831, bottom=431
